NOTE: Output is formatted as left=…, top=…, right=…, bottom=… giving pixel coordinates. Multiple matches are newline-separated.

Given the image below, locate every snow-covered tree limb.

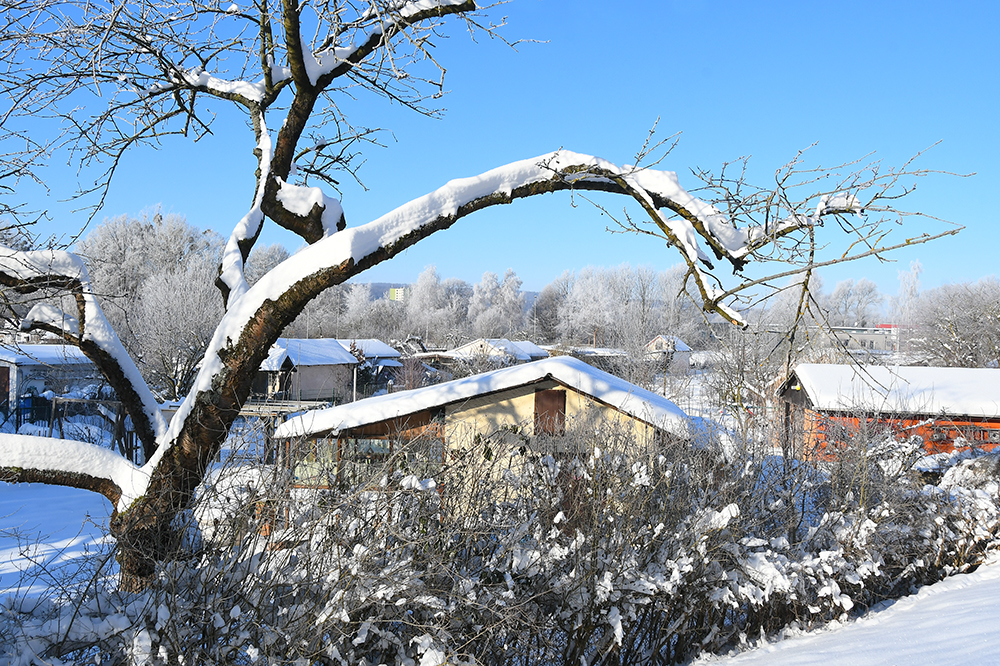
left=165, top=148, right=905, bottom=463
left=0, top=247, right=168, bottom=459
left=0, top=434, right=145, bottom=506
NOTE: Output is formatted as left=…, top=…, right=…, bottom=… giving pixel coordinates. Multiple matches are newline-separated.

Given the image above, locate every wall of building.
left=443, top=379, right=659, bottom=451
left=288, top=365, right=354, bottom=402
left=797, top=406, right=1000, bottom=459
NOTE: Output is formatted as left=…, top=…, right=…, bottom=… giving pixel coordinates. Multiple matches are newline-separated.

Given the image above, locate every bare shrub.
left=3, top=415, right=999, bottom=664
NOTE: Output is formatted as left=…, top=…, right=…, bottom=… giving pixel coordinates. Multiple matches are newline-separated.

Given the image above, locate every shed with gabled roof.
left=778, top=363, right=1000, bottom=456
left=275, top=356, right=689, bottom=488
left=254, top=338, right=357, bottom=403
left=0, top=343, right=96, bottom=406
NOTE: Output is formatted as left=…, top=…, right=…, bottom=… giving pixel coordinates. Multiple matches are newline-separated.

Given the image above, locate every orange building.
left=778, top=364, right=1000, bottom=458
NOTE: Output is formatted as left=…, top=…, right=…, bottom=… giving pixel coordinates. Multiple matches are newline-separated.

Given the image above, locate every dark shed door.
left=534, top=389, right=566, bottom=436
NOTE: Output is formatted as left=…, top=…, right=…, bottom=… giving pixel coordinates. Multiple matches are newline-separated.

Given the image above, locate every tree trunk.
left=109, top=267, right=339, bottom=586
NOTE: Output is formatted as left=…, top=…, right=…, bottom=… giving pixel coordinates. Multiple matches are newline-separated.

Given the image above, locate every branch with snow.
left=0, top=246, right=168, bottom=457
left=166, top=150, right=808, bottom=451
left=0, top=435, right=146, bottom=508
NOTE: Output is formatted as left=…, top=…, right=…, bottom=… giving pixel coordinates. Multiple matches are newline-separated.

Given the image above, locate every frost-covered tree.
left=911, top=278, right=1000, bottom=368
left=244, top=242, right=291, bottom=287
left=557, top=266, right=621, bottom=345
left=285, top=283, right=345, bottom=338
left=552, top=264, right=693, bottom=351
left=825, top=277, right=884, bottom=327
left=529, top=270, right=571, bottom=343
left=135, top=252, right=224, bottom=400
left=341, top=283, right=374, bottom=335
left=495, top=269, right=526, bottom=334
left=406, top=265, right=449, bottom=342
left=466, top=271, right=499, bottom=337
left=468, top=269, right=524, bottom=338
left=0, top=0, right=956, bottom=588
left=75, top=211, right=224, bottom=399
left=440, top=276, right=473, bottom=343
left=889, top=260, right=922, bottom=353
left=657, top=263, right=703, bottom=345
left=76, top=212, right=223, bottom=349
left=340, top=282, right=404, bottom=340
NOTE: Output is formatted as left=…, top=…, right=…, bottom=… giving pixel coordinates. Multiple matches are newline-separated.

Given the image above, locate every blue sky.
left=25, top=0, right=1000, bottom=300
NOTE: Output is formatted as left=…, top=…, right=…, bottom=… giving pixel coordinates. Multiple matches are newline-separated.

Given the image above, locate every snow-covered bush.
left=3, top=420, right=999, bottom=665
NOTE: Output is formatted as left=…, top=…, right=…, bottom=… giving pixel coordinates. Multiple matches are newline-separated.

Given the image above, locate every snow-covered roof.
left=275, top=356, right=690, bottom=440
left=259, top=338, right=358, bottom=371
left=789, top=364, right=1000, bottom=419
left=0, top=344, right=93, bottom=367
left=508, top=340, right=549, bottom=359
left=568, top=346, right=629, bottom=358
left=646, top=335, right=692, bottom=353
left=335, top=338, right=401, bottom=360
left=449, top=338, right=536, bottom=362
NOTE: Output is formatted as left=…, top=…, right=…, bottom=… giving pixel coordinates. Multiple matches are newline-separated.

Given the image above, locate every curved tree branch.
left=0, top=248, right=167, bottom=459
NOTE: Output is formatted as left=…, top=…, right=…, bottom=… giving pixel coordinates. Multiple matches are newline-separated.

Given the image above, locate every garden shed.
left=779, top=363, right=1000, bottom=457
left=0, top=344, right=97, bottom=424
left=254, top=338, right=358, bottom=403
left=274, top=356, right=690, bottom=488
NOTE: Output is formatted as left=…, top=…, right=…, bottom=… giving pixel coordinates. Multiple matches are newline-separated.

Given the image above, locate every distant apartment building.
left=816, top=325, right=899, bottom=356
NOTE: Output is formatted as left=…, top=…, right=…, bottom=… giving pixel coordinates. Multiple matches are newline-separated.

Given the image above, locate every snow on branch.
left=274, top=178, right=346, bottom=236
left=0, top=245, right=168, bottom=448
left=397, top=0, right=472, bottom=19
left=298, top=0, right=477, bottom=92
left=218, top=119, right=274, bottom=306
left=170, top=67, right=268, bottom=105
left=362, top=0, right=475, bottom=22
left=21, top=302, right=80, bottom=337
left=0, top=434, right=147, bottom=508
left=815, top=192, right=863, bottom=217
left=163, top=150, right=770, bottom=450
left=299, top=33, right=362, bottom=87
left=0, top=247, right=88, bottom=286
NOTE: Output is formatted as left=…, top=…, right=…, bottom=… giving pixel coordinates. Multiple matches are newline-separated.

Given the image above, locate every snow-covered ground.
left=695, top=555, right=1000, bottom=665
left=1, top=480, right=998, bottom=664
left=0, top=484, right=113, bottom=596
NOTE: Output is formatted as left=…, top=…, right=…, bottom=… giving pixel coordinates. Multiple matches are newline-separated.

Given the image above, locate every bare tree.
left=825, top=277, right=884, bottom=327
left=0, top=0, right=958, bottom=588
left=911, top=278, right=1000, bottom=368
left=468, top=269, right=524, bottom=338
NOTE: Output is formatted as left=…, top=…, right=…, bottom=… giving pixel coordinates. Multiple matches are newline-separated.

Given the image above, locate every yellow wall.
left=442, top=380, right=659, bottom=449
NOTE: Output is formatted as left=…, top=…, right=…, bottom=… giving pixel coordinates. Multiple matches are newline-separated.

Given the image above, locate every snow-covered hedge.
left=2, top=426, right=999, bottom=665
